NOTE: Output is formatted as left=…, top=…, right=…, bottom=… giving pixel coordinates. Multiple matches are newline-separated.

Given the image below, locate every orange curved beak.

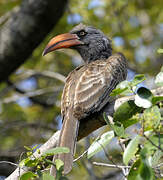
left=42, top=33, right=83, bottom=56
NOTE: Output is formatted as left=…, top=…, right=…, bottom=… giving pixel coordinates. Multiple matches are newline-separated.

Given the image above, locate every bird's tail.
left=57, top=110, right=79, bottom=175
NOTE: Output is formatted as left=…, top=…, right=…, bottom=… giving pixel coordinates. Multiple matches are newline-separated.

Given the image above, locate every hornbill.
left=43, top=23, right=127, bottom=175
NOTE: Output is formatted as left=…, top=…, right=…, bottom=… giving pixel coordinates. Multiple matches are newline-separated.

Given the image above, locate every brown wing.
left=61, top=53, right=127, bottom=119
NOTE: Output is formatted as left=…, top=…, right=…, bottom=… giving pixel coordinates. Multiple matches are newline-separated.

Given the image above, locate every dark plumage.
left=70, top=24, right=112, bottom=63
left=43, top=23, right=127, bottom=175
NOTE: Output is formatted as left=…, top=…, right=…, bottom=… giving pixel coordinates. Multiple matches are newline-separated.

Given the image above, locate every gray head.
left=70, top=24, right=112, bottom=63
left=43, top=23, right=112, bottom=63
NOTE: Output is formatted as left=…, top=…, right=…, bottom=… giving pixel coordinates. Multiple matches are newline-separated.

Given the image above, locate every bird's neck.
left=77, top=47, right=112, bottom=64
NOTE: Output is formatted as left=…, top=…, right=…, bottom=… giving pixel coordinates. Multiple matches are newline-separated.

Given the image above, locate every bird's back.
left=61, top=52, right=127, bottom=121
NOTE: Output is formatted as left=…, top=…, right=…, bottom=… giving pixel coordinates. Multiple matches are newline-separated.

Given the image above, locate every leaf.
left=130, top=74, right=146, bottom=87
left=43, top=147, right=69, bottom=156
left=23, top=158, right=39, bottom=167
left=87, top=131, right=114, bottom=159
left=155, top=66, right=163, bottom=86
left=44, top=159, right=56, bottom=166
left=152, top=96, right=163, bottom=104
left=139, top=148, right=154, bottom=180
left=42, top=173, right=55, bottom=180
left=144, top=134, right=163, bottom=152
left=55, top=159, right=64, bottom=180
left=128, top=159, right=142, bottom=180
left=103, top=112, right=111, bottom=126
left=19, top=159, right=26, bottom=167
left=157, top=48, right=163, bottom=53
left=128, top=148, right=154, bottom=180
left=143, top=106, right=161, bottom=130
left=110, top=75, right=146, bottom=96
left=151, top=150, right=163, bottom=166
left=103, top=114, right=128, bottom=137
left=123, top=135, right=141, bottom=165
left=24, top=145, right=32, bottom=151
left=135, top=87, right=153, bottom=108
left=114, top=100, right=142, bottom=128
left=55, top=159, right=64, bottom=171
left=20, top=171, right=37, bottom=180
left=112, top=122, right=128, bottom=138
left=110, top=80, right=131, bottom=96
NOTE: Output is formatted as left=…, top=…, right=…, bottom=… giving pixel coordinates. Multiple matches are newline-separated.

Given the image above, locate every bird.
left=43, top=23, right=127, bottom=175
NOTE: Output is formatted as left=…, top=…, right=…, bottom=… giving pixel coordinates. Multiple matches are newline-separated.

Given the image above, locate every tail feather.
left=57, top=110, right=79, bottom=174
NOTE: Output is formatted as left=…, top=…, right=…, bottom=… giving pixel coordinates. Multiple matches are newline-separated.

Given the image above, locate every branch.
left=6, top=131, right=60, bottom=180
left=6, top=86, right=163, bottom=179
left=3, top=70, right=66, bottom=107
left=0, top=0, right=68, bottom=82
left=93, top=162, right=130, bottom=169
left=15, top=69, right=66, bottom=83
left=3, top=86, right=63, bottom=104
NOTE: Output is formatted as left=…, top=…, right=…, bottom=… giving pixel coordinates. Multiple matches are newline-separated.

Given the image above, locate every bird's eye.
left=78, top=31, right=86, bottom=36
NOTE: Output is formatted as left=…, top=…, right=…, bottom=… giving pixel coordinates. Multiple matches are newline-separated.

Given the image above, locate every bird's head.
left=43, top=24, right=112, bottom=63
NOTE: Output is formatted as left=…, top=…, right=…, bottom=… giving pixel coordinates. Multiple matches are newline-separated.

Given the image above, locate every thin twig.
left=73, top=149, right=88, bottom=162
left=3, top=86, right=62, bottom=104
left=96, top=140, right=128, bottom=179
left=0, top=161, right=18, bottom=167
left=16, top=69, right=66, bottom=83
left=93, top=162, right=130, bottom=169
left=143, top=134, right=163, bottom=152
left=142, top=116, right=163, bottom=152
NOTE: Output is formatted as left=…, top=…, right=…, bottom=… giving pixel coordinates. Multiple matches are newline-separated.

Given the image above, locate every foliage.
left=19, top=146, right=69, bottom=180
left=0, top=0, right=163, bottom=179
left=86, top=67, right=163, bottom=179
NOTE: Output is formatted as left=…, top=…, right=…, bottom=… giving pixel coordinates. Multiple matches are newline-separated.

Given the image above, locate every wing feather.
left=61, top=53, right=127, bottom=119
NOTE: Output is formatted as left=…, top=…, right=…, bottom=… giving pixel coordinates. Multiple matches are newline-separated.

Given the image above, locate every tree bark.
left=0, top=0, right=68, bottom=82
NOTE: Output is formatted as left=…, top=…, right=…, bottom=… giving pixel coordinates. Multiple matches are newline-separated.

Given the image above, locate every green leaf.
left=19, top=159, right=26, bottom=167
left=103, top=114, right=128, bottom=138
left=157, top=48, right=163, bottom=53
left=143, top=106, right=161, bottom=130
left=139, top=148, right=154, bottom=180
left=123, top=135, right=141, bottom=165
left=155, top=66, right=163, bottom=86
left=112, top=122, right=128, bottom=138
left=42, top=173, right=55, bottom=180
left=151, top=150, right=163, bottom=166
left=135, top=87, right=153, bottom=108
left=87, top=131, right=114, bottom=159
left=110, top=80, right=131, bottom=96
left=114, top=100, right=142, bottom=128
left=37, top=169, right=42, bottom=178
left=44, top=159, right=56, bottom=166
left=43, top=147, right=69, bottom=156
left=55, top=159, right=64, bottom=171
left=130, top=74, right=146, bottom=87
left=152, top=96, right=163, bottom=104
left=110, top=75, right=146, bottom=97
left=23, top=158, right=38, bottom=167
left=103, top=112, right=111, bottom=126
left=20, top=171, right=37, bottom=180
left=55, top=159, right=65, bottom=180
left=24, top=145, right=32, bottom=151
left=128, top=148, right=154, bottom=180
left=128, top=159, right=143, bottom=180
left=144, top=134, right=163, bottom=152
